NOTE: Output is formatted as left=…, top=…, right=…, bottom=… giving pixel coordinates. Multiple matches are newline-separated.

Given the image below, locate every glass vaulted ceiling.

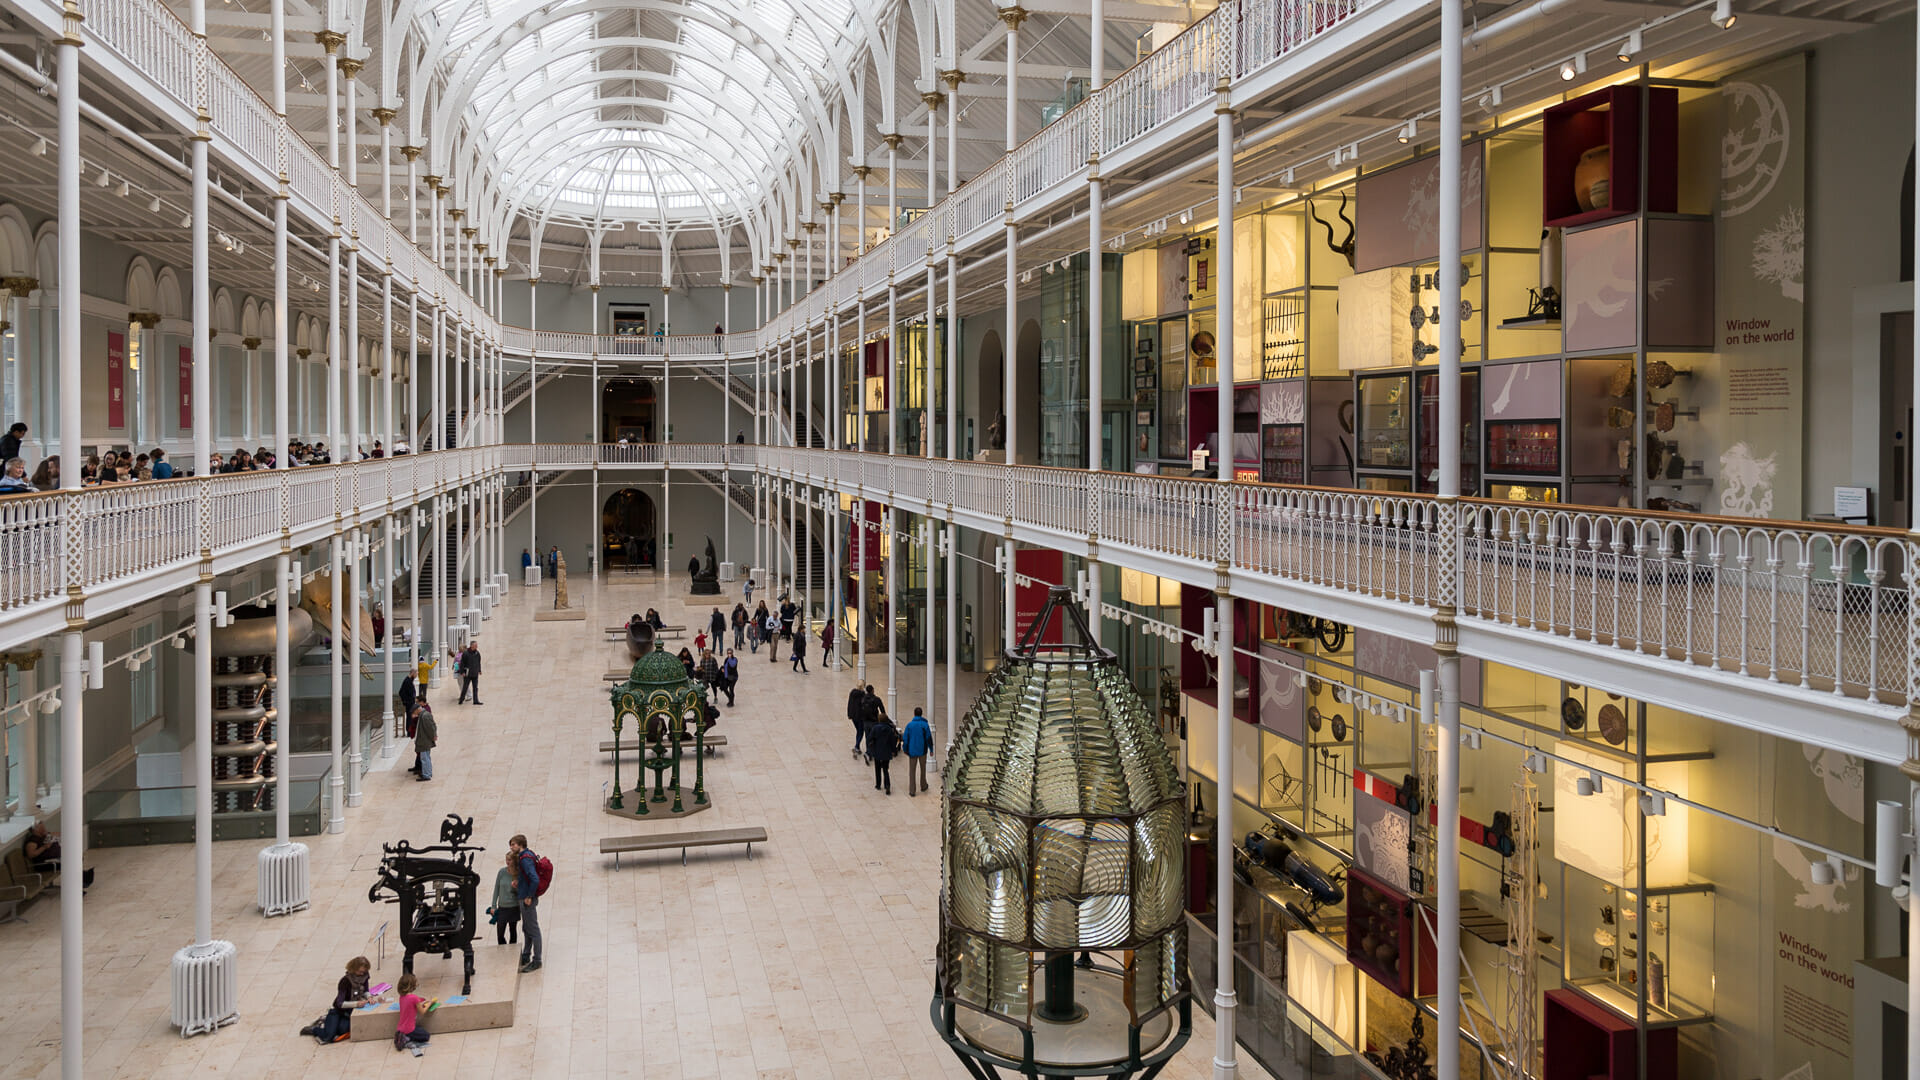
left=428, top=0, right=861, bottom=226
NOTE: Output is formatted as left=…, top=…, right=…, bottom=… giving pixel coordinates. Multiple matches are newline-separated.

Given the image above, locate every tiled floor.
left=4, top=575, right=1270, bottom=1079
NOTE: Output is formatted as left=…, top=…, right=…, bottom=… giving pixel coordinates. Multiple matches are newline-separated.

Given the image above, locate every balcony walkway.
left=0, top=442, right=1907, bottom=765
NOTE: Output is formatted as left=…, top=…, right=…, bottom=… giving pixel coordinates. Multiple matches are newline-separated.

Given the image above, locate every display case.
left=1262, top=295, right=1306, bottom=379
left=1262, top=424, right=1304, bottom=485
left=1357, top=373, right=1411, bottom=469
left=1417, top=370, right=1479, bottom=493
left=1344, top=865, right=1435, bottom=999
left=1560, top=868, right=1715, bottom=1026
left=1486, top=420, right=1561, bottom=476
left=1487, top=481, right=1562, bottom=504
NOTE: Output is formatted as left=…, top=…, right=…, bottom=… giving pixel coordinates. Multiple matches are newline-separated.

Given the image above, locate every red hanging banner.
left=177, top=344, right=193, bottom=430
left=106, top=332, right=126, bottom=429
left=1013, top=548, right=1066, bottom=646
left=846, top=499, right=882, bottom=571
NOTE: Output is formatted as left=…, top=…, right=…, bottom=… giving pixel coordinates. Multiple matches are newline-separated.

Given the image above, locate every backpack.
left=527, top=852, right=553, bottom=897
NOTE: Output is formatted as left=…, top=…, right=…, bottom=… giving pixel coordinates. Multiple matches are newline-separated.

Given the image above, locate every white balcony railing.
left=524, top=442, right=1905, bottom=706
left=0, top=447, right=499, bottom=618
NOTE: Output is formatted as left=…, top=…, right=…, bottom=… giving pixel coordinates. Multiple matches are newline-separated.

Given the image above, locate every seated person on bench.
left=645, top=608, right=665, bottom=629
left=24, top=822, right=93, bottom=890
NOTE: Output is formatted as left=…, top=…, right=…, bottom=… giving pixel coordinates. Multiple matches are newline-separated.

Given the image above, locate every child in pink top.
left=393, top=973, right=432, bottom=1055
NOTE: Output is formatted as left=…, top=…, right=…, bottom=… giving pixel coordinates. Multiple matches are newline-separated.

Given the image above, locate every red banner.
left=177, top=344, right=193, bottom=430
left=846, top=500, right=882, bottom=571
left=1013, top=548, right=1065, bottom=646
left=106, top=332, right=125, bottom=429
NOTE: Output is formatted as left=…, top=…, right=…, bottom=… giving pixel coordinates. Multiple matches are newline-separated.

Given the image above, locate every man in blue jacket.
left=902, top=707, right=934, bottom=797
left=509, top=834, right=543, bottom=973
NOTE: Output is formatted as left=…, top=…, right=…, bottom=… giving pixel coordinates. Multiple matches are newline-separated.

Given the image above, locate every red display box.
left=1542, top=987, right=1677, bottom=1080
left=1542, top=86, right=1677, bottom=228
left=1345, top=866, right=1436, bottom=999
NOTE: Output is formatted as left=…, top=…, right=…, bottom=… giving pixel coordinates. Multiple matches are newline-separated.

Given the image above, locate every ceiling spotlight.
left=1178, top=210, right=1190, bottom=225
left=1560, top=53, right=1587, bottom=81
left=1281, top=167, right=1295, bottom=186
left=95, top=169, right=112, bottom=188
left=147, top=195, right=161, bottom=212
left=1575, top=771, right=1603, bottom=797
left=40, top=695, right=60, bottom=715
left=1810, top=858, right=1837, bottom=886
left=1618, top=29, right=1642, bottom=62
left=1483, top=85, right=1504, bottom=111
left=1398, top=120, right=1416, bottom=143
left=31, top=137, right=47, bottom=156
left=179, top=212, right=192, bottom=228
left=1712, top=0, right=1735, bottom=27
left=1638, top=791, right=1667, bottom=817
left=116, top=181, right=131, bottom=198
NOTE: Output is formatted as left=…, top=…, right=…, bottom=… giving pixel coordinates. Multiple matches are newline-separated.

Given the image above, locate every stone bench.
left=600, top=826, right=768, bottom=868
left=600, top=735, right=726, bottom=755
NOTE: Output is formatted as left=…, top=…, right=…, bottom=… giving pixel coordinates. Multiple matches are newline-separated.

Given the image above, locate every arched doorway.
left=975, top=329, right=1002, bottom=458
left=602, top=487, right=657, bottom=570
left=602, top=377, right=657, bottom=443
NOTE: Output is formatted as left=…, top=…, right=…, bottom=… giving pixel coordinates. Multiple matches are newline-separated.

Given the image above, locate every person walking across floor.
left=903, top=707, right=934, bottom=796
left=720, top=650, right=739, bottom=706
left=859, top=684, right=883, bottom=762
left=413, top=703, right=438, bottom=781
left=867, top=705, right=900, bottom=795
left=820, top=618, right=835, bottom=669
left=457, top=643, right=483, bottom=705
left=790, top=621, right=809, bottom=674
left=731, top=603, right=748, bottom=650
left=488, top=851, right=521, bottom=946
left=509, top=834, right=544, bottom=972
left=708, top=607, right=726, bottom=647
left=764, top=608, right=782, bottom=663
left=847, top=684, right=869, bottom=757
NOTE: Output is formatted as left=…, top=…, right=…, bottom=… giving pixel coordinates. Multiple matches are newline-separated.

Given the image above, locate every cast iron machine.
left=367, top=814, right=485, bottom=995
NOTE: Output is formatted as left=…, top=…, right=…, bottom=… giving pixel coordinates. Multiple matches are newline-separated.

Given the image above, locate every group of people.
left=0, top=418, right=415, bottom=497
left=845, top=684, right=934, bottom=796
left=298, top=834, right=548, bottom=1053
left=733, top=598, right=835, bottom=674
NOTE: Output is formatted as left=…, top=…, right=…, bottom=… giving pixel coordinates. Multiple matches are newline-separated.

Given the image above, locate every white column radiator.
left=169, top=940, right=240, bottom=1036
left=257, top=841, right=310, bottom=917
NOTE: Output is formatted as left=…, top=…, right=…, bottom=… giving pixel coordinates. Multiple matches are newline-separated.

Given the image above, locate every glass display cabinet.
left=1560, top=867, right=1716, bottom=1027
left=1486, top=419, right=1562, bottom=476
left=1262, top=424, right=1304, bottom=485
left=1357, top=373, right=1411, bottom=469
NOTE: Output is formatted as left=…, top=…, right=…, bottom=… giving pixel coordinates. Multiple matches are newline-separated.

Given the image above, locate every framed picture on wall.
left=609, top=304, right=651, bottom=337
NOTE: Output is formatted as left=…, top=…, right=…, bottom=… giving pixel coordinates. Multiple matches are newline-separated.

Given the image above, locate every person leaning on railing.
left=0, top=457, right=33, bottom=494
left=29, top=455, right=57, bottom=490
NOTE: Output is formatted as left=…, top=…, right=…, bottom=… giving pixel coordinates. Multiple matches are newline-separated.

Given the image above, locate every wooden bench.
left=601, top=826, right=768, bottom=868
left=600, top=735, right=726, bottom=755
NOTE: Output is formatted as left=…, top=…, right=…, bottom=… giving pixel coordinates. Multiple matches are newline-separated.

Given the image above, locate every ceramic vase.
left=1574, top=145, right=1611, bottom=212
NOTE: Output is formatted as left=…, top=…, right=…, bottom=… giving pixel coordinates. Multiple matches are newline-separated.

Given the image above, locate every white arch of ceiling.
left=420, top=0, right=858, bottom=179
left=468, top=64, right=790, bottom=187
left=519, top=140, right=749, bottom=234
left=486, top=117, right=774, bottom=217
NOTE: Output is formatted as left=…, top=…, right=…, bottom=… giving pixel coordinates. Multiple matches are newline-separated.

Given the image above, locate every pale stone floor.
left=3, top=575, right=1271, bottom=1080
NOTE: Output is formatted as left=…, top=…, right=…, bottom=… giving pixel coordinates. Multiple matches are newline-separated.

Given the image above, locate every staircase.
left=413, top=521, right=462, bottom=598
left=416, top=406, right=462, bottom=453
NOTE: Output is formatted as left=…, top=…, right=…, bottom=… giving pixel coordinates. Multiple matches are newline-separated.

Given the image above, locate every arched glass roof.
left=420, top=0, right=866, bottom=227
